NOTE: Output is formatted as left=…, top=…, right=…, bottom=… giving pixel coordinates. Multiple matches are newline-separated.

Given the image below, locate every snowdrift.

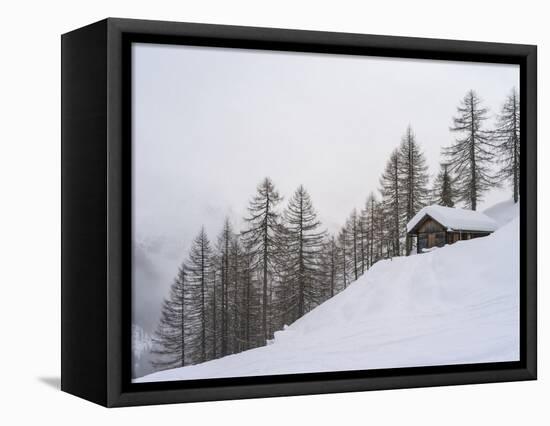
left=135, top=202, right=519, bottom=382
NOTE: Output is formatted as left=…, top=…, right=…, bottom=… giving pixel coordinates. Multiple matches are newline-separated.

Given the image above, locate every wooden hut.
left=406, top=205, right=498, bottom=254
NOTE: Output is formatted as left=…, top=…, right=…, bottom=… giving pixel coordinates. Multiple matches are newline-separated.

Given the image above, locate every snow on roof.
left=406, top=204, right=498, bottom=233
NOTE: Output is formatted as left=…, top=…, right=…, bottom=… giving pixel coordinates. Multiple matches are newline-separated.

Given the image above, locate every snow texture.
left=483, top=199, right=520, bottom=227
left=406, top=204, right=498, bottom=233
left=135, top=202, right=519, bottom=383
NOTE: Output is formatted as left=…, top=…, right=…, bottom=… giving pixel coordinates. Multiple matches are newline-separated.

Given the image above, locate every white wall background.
left=0, top=0, right=545, bottom=423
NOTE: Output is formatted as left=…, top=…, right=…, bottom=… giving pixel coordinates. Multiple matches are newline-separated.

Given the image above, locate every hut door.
left=428, top=234, right=435, bottom=248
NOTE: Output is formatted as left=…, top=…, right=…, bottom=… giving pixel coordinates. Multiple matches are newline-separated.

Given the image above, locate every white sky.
left=131, top=42, right=519, bottom=332
left=133, top=43, right=519, bottom=249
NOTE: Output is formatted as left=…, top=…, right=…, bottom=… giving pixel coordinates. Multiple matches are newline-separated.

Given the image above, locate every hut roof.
left=406, top=205, right=498, bottom=234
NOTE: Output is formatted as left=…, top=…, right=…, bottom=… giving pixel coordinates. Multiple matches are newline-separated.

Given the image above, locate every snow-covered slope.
left=136, top=203, right=520, bottom=383
left=483, top=199, right=520, bottom=227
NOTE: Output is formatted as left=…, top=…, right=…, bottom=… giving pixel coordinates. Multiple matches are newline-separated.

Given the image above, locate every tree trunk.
left=470, top=93, right=477, bottom=211
left=181, top=277, right=185, bottom=367
left=262, top=197, right=269, bottom=343
left=212, top=272, right=217, bottom=358
left=513, top=92, right=519, bottom=203
left=200, top=239, right=206, bottom=362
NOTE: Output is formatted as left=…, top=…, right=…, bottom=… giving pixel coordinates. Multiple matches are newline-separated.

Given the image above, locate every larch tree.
left=150, top=264, right=189, bottom=370
left=363, top=192, right=379, bottom=267
left=444, top=90, right=495, bottom=210
left=345, top=209, right=361, bottom=281
left=493, top=88, right=520, bottom=203
left=319, top=235, right=339, bottom=300
left=210, top=267, right=218, bottom=359
left=271, top=225, right=293, bottom=330
left=358, top=207, right=368, bottom=275
left=337, top=227, right=350, bottom=289
left=373, top=198, right=387, bottom=262
left=282, top=185, right=326, bottom=320
left=187, top=227, right=214, bottom=363
left=215, top=218, right=233, bottom=357
left=241, top=177, right=283, bottom=343
left=398, top=126, right=429, bottom=255
left=379, top=149, right=402, bottom=257
left=228, top=236, right=245, bottom=354
left=434, top=163, right=456, bottom=207
left=238, top=244, right=257, bottom=351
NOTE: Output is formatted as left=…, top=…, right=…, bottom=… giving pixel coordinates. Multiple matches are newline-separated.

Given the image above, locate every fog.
left=131, top=42, right=519, bottom=336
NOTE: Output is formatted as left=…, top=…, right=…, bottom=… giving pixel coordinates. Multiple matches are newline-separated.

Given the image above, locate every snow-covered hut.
left=406, top=205, right=498, bottom=254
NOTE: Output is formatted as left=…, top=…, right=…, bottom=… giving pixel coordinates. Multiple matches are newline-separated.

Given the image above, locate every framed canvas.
left=61, top=18, right=537, bottom=407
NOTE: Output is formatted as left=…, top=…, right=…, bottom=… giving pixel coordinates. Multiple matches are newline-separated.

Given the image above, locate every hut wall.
left=417, top=218, right=446, bottom=234
left=416, top=218, right=447, bottom=253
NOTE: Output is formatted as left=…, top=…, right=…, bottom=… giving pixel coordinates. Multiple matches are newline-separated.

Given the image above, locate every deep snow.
left=135, top=201, right=519, bottom=383
left=484, top=199, right=520, bottom=227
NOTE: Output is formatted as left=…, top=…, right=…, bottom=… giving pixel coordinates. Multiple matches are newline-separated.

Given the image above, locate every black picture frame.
left=61, top=17, right=537, bottom=407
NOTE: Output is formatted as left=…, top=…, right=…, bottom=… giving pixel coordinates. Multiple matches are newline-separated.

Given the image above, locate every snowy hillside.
left=484, top=199, right=520, bottom=227
left=135, top=202, right=519, bottom=383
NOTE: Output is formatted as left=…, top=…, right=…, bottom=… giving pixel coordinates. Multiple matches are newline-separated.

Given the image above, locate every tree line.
left=150, top=87, right=520, bottom=371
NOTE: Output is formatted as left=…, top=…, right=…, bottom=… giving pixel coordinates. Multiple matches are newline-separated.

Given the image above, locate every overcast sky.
left=131, top=42, right=519, bottom=334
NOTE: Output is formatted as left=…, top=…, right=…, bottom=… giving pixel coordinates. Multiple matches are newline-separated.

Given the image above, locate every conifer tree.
left=373, top=198, right=387, bottom=262
left=228, top=236, right=245, bottom=353
left=337, top=227, right=349, bottom=289
left=150, top=264, right=190, bottom=370
left=319, top=235, right=339, bottom=300
left=359, top=207, right=368, bottom=274
left=271, top=225, right=293, bottom=329
left=398, top=126, right=429, bottom=255
left=210, top=268, right=218, bottom=359
left=379, top=149, right=402, bottom=256
left=238, top=244, right=257, bottom=351
left=444, top=90, right=495, bottom=210
left=187, top=227, right=214, bottom=363
left=345, top=209, right=361, bottom=280
left=493, top=88, right=520, bottom=203
left=215, top=218, right=233, bottom=356
left=363, top=193, right=379, bottom=267
left=241, top=177, right=283, bottom=343
left=434, top=163, right=456, bottom=207
left=282, top=185, right=326, bottom=320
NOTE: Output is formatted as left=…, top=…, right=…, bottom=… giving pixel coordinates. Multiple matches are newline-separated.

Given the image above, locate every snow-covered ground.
left=135, top=201, right=519, bottom=383
left=484, top=199, right=519, bottom=227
